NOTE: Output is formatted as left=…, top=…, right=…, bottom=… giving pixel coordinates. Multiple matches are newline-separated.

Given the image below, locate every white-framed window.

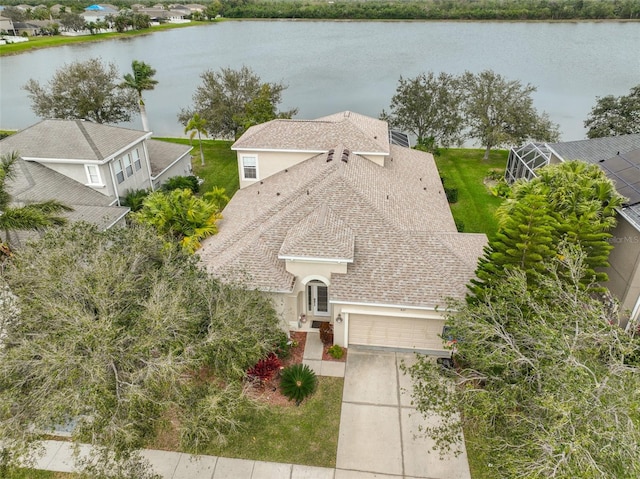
left=85, top=164, right=102, bottom=185
left=124, top=153, right=134, bottom=177
left=114, top=159, right=125, bottom=184
left=242, top=155, right=257, bottom=180
left=132, top=148, right=142, bottom=171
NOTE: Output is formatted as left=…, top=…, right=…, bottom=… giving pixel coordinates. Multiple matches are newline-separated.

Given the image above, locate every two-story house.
left=199, top=111, right=487, bottom=355
left=0, top=119, right=193, bottom=244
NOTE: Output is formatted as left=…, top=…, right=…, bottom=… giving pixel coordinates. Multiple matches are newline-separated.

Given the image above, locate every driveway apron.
left=336, top=348, right=471, bottom=479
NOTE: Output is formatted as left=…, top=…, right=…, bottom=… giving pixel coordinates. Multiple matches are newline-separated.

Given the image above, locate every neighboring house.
left=199, top=111, right=487, bottom=355
left=10, top=20, right=54, bottom=36
left=82, top=4, right=119, bottom=23
left=506, top=134, right=640, bottom=329
left=0, top=15, right=16, bottom=35
left=136, top=7, right=189, bottom=23
left=0, top=120, right=192, bottom=241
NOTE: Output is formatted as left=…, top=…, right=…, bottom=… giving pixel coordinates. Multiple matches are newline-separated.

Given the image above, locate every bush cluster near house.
left=405, top=159, right=640, bottom=478
left=0, top=223, right=285, bottom=474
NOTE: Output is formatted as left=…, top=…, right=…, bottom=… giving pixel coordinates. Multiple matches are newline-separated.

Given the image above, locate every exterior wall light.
left=335, top=313, right=343, bottom=323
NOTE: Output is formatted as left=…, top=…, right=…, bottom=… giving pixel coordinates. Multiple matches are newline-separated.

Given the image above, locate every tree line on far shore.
left=1, top=0, right=639, bottom=23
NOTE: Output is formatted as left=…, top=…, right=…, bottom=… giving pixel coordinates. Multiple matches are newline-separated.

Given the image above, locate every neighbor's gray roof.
left=0, top=119, right=149, bottom=163
left=548, top=134, right=640, bottom=165
left=232, top=111, right=390, bottom=154
left=7, top=158, right=129, bottom=236
left=199, top=144, right=486, bottom=308
left=145, top=139, right=192, bottom=177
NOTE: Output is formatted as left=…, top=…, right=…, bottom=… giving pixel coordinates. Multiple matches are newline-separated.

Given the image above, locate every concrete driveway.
left=335, top=348, right=471, bottom=479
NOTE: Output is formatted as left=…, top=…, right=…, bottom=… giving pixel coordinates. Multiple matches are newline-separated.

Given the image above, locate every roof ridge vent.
left=326, top=149, right=334, bottom=162
left=341, top=149, right=350, bottom=163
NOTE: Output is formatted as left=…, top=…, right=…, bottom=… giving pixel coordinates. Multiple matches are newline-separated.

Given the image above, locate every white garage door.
left=349, top=314, right=445, bottom=351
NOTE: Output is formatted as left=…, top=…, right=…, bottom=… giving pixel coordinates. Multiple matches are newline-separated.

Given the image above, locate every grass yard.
left=5, top=470, right=74, bottom=478
left=0, top=22, right=211, bottom=57
left=154, top=138, right=239, bottom=196
left=200, top=377, right=344, bottom=468
left=435, top=148, right=508, bottom=239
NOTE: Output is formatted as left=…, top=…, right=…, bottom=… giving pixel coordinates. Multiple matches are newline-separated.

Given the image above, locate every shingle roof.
left=145, top=139, right=192, bottom=177
left=199, top=144, right=486, bottom=308
left=548, top=134, right=640, bottom=165
left=0, top=119, right=149, bottom=163
left=232, top=111, right=390, bottom=154
left=279, top=203, right=355, bottom=261
left=6, top=158, right=129, bottom=235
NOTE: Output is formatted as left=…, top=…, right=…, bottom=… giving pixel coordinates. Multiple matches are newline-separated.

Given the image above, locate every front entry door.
left=307, top=283, right=329, bottom=316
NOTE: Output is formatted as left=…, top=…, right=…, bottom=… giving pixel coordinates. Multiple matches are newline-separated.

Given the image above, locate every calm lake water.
left=1, top=20, right=639, bottom=141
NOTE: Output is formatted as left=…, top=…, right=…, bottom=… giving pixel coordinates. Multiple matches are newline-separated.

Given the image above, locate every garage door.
left=348, top=314, right=445, bottom=351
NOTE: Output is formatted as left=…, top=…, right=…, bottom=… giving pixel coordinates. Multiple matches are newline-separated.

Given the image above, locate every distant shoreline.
left=1, top=17, right=637, bottom=57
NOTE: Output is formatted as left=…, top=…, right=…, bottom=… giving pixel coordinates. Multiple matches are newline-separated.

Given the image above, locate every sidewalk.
left=30, top=331, right=343, bottom=479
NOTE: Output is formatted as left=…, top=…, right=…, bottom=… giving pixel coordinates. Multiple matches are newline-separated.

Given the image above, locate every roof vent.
left=341, top=149, right=350, bottom=163
left=327, top=149, right=334, bottom=162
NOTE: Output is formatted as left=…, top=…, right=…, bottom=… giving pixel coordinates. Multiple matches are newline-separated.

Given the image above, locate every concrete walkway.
left=29, top=336, right=470, bottom=478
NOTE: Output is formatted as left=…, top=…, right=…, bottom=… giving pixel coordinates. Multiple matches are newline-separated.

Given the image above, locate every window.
left=242, top=156, right=257, bottom=180
left=85, top=164, right=101, bottom=185
left=132, top=148, right=142, bottom=171
left=114, top=159, right=124, bottom=184
left=124, top=154, right=133, bottom=177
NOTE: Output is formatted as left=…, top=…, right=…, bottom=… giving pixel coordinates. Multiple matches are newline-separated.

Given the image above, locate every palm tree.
left=184, top=113, right=208, bottom=166
left=0, top=151, right=73, bottom=248
left=121, top=60, right=158, bottom=131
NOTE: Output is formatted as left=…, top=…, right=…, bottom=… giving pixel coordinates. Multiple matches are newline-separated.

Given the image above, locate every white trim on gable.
left=279, top=255, right=353, bottom=264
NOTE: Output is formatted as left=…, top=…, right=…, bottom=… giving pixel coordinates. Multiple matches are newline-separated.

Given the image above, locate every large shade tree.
left=0, top=151, right=72, bottom=248
left=382, top=71, right=465, bottom=149
left=584, top=84, right=640, bottom=138
left=462, top=70, right=559, bottom=160
left=121, top=60, right=158, bottom=131
left=405, top=248, right=640, bottom=478
left=0, top=223, right=284, bottom=474
left=178, top=65, right=298, bottom=140
left=23, top=58, right=139, bottom=124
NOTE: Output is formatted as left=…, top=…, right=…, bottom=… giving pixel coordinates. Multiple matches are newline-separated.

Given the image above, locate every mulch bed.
left=244, top=332, right=346, bottom=406
left=244, top=331, right=307, bottom=407
left=322, top=343, right=348, bottom=362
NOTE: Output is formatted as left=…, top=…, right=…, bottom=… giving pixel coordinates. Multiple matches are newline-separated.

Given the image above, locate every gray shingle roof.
left=199, top=144, right=486, bottom=308
left=145, top=139, right=192, bottom=177
left=232, top=111, right=390, bottom=154
left=6, top=158, right=129, bottom=239
left=0, top=119, right=149, bottom=163
left=548, top=134, right=640, bottom=165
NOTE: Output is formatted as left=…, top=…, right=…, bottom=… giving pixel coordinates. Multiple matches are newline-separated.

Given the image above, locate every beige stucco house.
left=506, top=134, right=640, bottom=330
left=199, top=112, right=487, bottom=355
left=0, top=119, right=193, bottom=244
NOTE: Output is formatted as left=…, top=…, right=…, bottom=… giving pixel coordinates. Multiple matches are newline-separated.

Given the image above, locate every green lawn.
left=5, top=470, right=73, bottom=478
left=200, top=377, right=344, bottom=468
left=0, top=22, right=211, bottom=57
left=435, top=148, right=508, bottom=239
left=154, top=138, right=239, bottom=196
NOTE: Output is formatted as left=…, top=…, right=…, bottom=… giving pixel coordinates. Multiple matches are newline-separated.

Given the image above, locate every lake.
left=1, top=20, right=639, bottom=141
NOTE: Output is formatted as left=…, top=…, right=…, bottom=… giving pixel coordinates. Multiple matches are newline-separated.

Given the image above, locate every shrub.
left=121, top=188, right=150, bottom=212
left=455, top=219, right=465, bottom=232
left=246, top=352, right=282, bottom=384
left=273, top=331, right=292, bottom=360
left=445, top=187, right=458, bottom=203
left=327, top=344, right=344, bottom=359
left=280, top=364, right=317, bottom=405
left=161, top=175, right=200, bottom=193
